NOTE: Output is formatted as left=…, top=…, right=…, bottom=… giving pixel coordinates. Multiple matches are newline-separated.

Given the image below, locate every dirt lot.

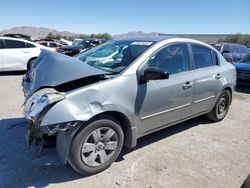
left=0, top=73, right=249, bottom=188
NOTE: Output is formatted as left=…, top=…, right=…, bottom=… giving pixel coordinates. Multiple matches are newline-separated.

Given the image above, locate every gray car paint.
left=23, top=37, right=236, bottom=162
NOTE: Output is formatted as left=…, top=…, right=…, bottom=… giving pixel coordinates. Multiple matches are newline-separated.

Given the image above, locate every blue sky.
left=0, top=0, right=249, bottom=34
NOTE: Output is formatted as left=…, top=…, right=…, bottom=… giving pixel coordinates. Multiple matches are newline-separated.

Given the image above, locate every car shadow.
left=118, top=115, right=213, bottom=160
left=0, top=71, right=26, bottom=76
left=0, top=115, right=213, bottom=187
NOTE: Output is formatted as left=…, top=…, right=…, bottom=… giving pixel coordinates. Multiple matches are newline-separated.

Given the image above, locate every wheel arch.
left=82, top=111, right=137, bottom=148
left=57, top=110, right=137, bottom=164
left=220, top=85, right=233, bottom=105
left=27, top=57, right=37, bottom=70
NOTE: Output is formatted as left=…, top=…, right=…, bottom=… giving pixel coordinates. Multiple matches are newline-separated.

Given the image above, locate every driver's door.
left=136, top=43, right=194, bottom=135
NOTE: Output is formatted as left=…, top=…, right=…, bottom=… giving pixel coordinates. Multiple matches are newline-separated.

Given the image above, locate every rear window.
left=40, top=42, right=48, bottom=46
left=26, top=42, right=36, bottom=48
left=5, top=39, right=26, bottom=49
left=0, top=39, right=4, bottom=49
left=49, top=43, right=58, bottom=47
left=192, top=44, right=213, bottom=69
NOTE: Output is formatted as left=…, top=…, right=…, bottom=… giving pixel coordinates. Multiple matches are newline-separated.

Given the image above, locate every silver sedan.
left=23, top=37, right=236, bottom=175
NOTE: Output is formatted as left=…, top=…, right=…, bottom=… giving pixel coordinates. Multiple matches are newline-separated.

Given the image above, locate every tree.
left=218, top=34, right=250, bottom=47
left=46, top=32, right=113, bottom=41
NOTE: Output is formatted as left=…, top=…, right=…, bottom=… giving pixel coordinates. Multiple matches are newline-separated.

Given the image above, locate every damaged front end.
left=24, top=88, right=81, bottom=161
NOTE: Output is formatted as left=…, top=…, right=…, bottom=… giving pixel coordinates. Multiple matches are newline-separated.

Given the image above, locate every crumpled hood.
left=23, top=50, right=107, bottom=97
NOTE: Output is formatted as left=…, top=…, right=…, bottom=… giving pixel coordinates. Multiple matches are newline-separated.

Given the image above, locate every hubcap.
left=217, top=96, right=227, bottom=117
left=81, top=127, right=118, bottom=167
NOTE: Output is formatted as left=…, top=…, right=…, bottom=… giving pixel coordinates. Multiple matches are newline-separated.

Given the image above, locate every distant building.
left=159, top=34, right=229, bottom=43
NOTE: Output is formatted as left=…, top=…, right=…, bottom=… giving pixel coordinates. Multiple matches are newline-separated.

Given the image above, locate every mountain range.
left=0, top=26, right=161, bottom=39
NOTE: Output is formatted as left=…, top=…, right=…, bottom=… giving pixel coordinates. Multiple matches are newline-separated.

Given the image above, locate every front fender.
left=41, top=95, right=135, bottom=128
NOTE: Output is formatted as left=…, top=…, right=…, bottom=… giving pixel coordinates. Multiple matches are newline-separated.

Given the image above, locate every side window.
left=26, top=42, right=36, bottom=48
left=49, top=43, right=58, bottom=47
left=238, top=45, right=248, bottom=54
left=192, top=44, right=213, bottom=69
left=231, top=45, right=239, bottom=53
left=5, top=39, right=25, bottom=49
left=148, top=43, right=190, bottom=74
left=0, top=39, right=4, bottom=49
left=40, top=42, right=48, bottom=46
left=212, top=51, right=219, bottom=65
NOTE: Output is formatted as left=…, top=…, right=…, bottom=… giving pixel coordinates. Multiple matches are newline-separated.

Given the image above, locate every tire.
left=27, top=58, right=37, bottom=70
left=68, top=115, right=124, bottom=175
left=206, top=90, right=231, bottom=122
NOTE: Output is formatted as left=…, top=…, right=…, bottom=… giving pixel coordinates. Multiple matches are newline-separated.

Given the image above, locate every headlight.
left=39, top=93, right=65, bottom=104
left=24, top=92, right=65, bottom=122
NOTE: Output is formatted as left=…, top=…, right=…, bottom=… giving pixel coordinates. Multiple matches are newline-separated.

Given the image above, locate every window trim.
left=0, top=39, right=5, bottom=49
left=138, top=42, right=192, bottom=78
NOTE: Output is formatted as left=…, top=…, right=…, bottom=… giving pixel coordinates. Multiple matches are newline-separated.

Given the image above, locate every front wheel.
left=68, top=116, right=124, bottom=175
left=206, top=90, right=231, bottom=122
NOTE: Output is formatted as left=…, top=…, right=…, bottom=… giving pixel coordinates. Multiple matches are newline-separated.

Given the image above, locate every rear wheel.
left=27, top=58, right=37, bottom=70
left=206, top=90, right=231, bottom=122
left=68, top=116, right=124, bottom=175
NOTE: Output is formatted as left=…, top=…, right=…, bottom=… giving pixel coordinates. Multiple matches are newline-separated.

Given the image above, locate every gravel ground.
left=0, top=73, right=249, bottom=188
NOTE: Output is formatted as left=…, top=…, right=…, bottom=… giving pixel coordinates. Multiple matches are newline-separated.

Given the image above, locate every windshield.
left=76, top=40, right=154, bottom=73
left=240, top=54, right=250, bottom=63
left=72, top=40, right=82, bottom=46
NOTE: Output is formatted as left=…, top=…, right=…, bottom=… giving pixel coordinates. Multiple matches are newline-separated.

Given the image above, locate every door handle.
left=183, top=82, right=193, bottom=90
left=23, top=51, right=29, bottom=53
left=214, top=73, right=221, bottom=79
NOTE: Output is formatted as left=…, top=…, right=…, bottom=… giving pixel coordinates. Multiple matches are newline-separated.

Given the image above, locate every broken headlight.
left=24, top=92, right=65, bottom=122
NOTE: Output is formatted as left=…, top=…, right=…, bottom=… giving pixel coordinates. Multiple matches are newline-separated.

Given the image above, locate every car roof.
left=216, top=42, right=246, bottom=46
left=0, top=36, right=31, bottom=43
left=114, top=36, right=215, bottom=49
left=115, top=36, right=171, bottom=42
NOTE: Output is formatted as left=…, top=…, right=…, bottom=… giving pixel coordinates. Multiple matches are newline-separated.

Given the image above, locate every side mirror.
left=222, top=50, right=230, bottom=54
left=140, top=67, right=169, bottom=83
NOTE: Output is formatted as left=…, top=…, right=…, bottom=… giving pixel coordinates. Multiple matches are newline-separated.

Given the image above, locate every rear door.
left=0, top=39, right=4, bottom=70
left=191, top=44, right=223, bottom=114
left=2, top=39, right=28, bottom=71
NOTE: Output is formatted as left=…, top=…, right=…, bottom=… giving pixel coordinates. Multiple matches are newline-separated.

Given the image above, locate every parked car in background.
left=60, top=38, right=72, bottom=46
left=211, top=43, right=248, bottom=63
left=248, top=48, right=250, bottom=53
left=3, top=33, right=31, bottom=41
left=0, top=37, right=52, bottom=71
left=58, top=38, right=102, bottom=56
left=23, top=37, right=236, bottom=175
left=233, top=53, right=250, bottom=85
left=38, top=41, right=63, bottom=50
